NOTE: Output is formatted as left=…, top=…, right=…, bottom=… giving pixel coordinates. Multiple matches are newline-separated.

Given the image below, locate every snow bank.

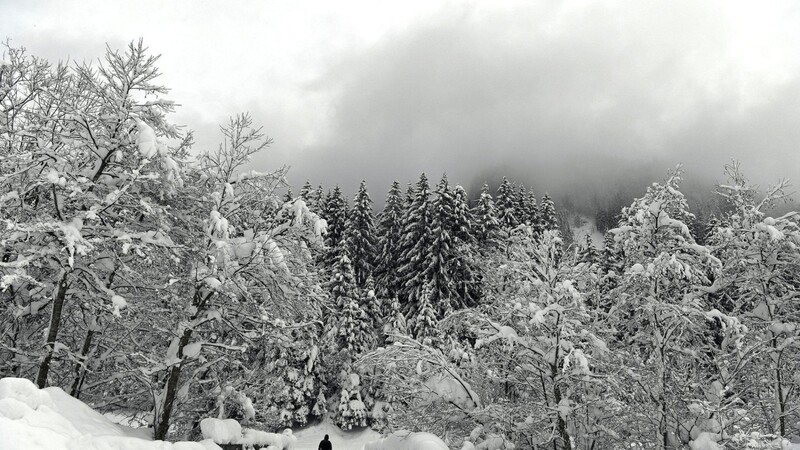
left=0, top=377, right=221, bottom=450
left=364, top=430, right=449, bottom=450
left=199, top=418, right=296, bottom=449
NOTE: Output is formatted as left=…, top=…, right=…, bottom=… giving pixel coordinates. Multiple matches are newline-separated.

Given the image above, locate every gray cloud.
left=259, top=1, right=800, bottom=207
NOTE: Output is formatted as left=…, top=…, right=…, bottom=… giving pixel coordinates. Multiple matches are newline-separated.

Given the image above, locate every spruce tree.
left=345, top=180, right=376, bottom=287
left=473, top=183, right=500, bottom=245
left=299, top=180, right=316, bottom=210
left=539, top=193, right=558, bottom=231
left=397, top=173, right=434, bottom=316
left=451, top=185, right=474, bottom=244
left=422, top=175, right=458, bottom=318
left=375, top=181, right=405, bottom=298
left=410, top=283, right=440, bottom=346
left=322, top=186, right=348, bottom=260
left=496, top=177, right=519, bottom=229
left=329, top=248, right=357, bottom=309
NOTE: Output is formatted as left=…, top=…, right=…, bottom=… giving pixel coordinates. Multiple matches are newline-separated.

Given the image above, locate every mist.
left=246, top=1, right=800, bottom=210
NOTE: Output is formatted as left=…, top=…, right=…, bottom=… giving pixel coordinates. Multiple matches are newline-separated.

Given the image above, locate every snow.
left=199, top=418, right=241, bottom=444
left=111, top=294, right=128, bottom=317
left=689, top=432, right=722, bottom=450
left=184, top=342, right=203, bottom=358
left=0, top=377, right=221, bottom=450
left=363, top=430, right=449, bottom=450
left=135, top=119, right=157, bottom=159
left=281, top=420, right=374, bottom=449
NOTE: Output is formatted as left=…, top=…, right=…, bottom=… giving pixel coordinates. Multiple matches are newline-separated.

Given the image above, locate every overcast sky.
left=3, top=0, right=799, bottom=205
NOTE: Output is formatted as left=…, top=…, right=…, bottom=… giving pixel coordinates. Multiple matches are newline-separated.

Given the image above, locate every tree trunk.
left=36, top=272, right=69, bottom=388
left=70, top=328, right=95, bottom=398
left=154, top=325, right=193, bottom=440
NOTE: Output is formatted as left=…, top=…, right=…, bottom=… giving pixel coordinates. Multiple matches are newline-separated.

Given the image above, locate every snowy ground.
left=292, top=419, right=382, bottom=449
left=0, top=377, right=448, bottom=450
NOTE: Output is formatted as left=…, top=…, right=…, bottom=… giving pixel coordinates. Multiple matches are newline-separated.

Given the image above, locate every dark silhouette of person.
left=318, top=434, right=332, bottom=450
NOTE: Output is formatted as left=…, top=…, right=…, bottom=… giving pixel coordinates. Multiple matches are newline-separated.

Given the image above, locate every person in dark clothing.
left=318, top=434, right=332, bottom=450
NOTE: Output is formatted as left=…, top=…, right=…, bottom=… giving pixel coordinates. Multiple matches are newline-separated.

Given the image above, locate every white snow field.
left=0, top=377, right=451, bottom=450
left=0, top=377, right=221, bottom=450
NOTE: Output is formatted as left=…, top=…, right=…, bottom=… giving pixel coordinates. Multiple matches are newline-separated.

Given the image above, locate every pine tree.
left=283, top=188, right=294, bottom=203
left=473, top=183, right=500, bottom=245
left=397, top=173, right=434, bottom=316
left=496, top=177, right=519, bottom=229
left=375, top=181, right=405, bottom=298
left=345, top=180, right=376, bottom=287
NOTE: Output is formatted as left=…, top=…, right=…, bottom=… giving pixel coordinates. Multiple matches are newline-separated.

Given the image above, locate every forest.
left=1, top=41, right=799, bottom=450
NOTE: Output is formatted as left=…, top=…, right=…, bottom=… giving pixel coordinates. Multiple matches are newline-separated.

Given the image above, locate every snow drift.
left=363, top=430, right=449, bottom=450
left=0, top=377, right=221, bottom=450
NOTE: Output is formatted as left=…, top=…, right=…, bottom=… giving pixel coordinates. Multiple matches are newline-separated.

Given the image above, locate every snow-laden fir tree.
left=451, top=185, right=475, bottom=244
left=473, top=183, right=500, bottom=246
left=495, top=177, right=519, bottom=229
left=322, top=186, right=348, bottom=247
left=397, top=173, right=434, bottom=316
left=299, top=180, right=315, bottom=208
left=409, top=283, right=441, bottom=346
left=375, top=181, right=406, bottom=298
left=338, top=296, right=375, bottom=356
left=523, top=190, right=540, bottom=231
left=345, top=179, right=376, bottom=287
left=329, top=247, right=357, bottom=309
left=538, top=193, right=558, bottom=231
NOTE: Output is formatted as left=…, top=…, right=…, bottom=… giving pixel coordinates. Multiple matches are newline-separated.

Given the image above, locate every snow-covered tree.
left=345, top=180, right=376, bottom=287
left=397, top=173, right=434, bottom=315
left=321, top=186, right=348, bottom=257
left=495, top=177, right=519, bottom=229
left=604, top=167, right=730, bottom=448
left=706, top=162, right=800, bottom=438
left=0, top=40, right=188, bottom=391
left=472, top=183, right=500, bottom=246
left=375, top=181, right=405, bottom=298
left=539, top=193, right=558, bottom=232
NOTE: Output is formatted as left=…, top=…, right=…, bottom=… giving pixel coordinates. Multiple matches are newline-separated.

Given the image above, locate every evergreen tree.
left=422, top=175, right=459, bottom=317
left=345, top=180, right=376, bottom=287
left=496, top=177, right=519, bottom=229
left=539, top=193, right=558, bottom=231
left=576, top=234, right=599, bottom=266
left=329, top=249, right=357, bottom=309
left=410, top=283, right=440, bottom=346
left=299, top=180, right=316, bottom=209
left=321, top=186, right=348, bottom=260
left=375, top=181, right=405, bottom=297
left=283, top=188, right=294, bottom=203
left=338, top=296, right=375, bottom=355
left=397, top=173, right=434, bottom=316
left=451, top=185, right=475, bottom=244
left=524, top=190, right=540, bottom=230
left=473, top=183, right=500, bottom=245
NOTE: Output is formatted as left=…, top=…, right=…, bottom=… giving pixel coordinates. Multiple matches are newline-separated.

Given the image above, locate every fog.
left=3, top=0, right=799, bottom=210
